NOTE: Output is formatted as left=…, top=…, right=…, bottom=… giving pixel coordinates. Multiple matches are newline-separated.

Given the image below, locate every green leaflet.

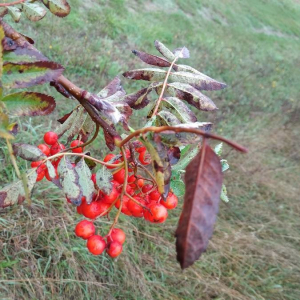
left=23, top=3, right=47, bottom=22
left=96, top=166, right=113, bottom=195
left=41, top=0, right=71, bottom=18
left=7, top=7, right=21, bottom=23
left=170, top=179, right=185, bottom=197
left=161, top=97, right=197, bottom=123
left=154, top=40, right=175, bottom=61
left=221, top=159, right=229, bottom=172
left=75, top=159, right=95, bottom=204
left=214, top=143, right=223, bottom=156
left=157, top=110, right=181, bottom=127
left=57, top=156, right=81, bottom=204
left=0, top=170, right=37, bottom=208
left=1, top=92, right=55, bottom=117
left=2, top=61, right=64, bottom=89
left=12, top=143, right=46, bottom=162
left=46, top=160, right=56, bottom=179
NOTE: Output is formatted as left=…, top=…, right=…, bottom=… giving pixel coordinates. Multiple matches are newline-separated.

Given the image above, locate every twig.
left=0, top=0, right=25, bottom=7
left=117, top=126, right=248, bottom=153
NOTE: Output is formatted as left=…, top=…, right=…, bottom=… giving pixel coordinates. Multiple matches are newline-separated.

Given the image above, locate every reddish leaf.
left=132, top=49, right=171, bottom=67
left=57, top=111, right=72, bottom=124
left=97, top=76, right=125, bottom=98
left=175, top=143, right=223, bottom=269
left=104, top=124, right=116, bottom=151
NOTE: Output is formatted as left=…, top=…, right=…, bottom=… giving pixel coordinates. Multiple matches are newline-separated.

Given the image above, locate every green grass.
left=1, top=0, right=300, bottom=299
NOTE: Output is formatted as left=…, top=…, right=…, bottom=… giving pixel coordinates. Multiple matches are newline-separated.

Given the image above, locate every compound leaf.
left=13, top=143, right=46, bottom=161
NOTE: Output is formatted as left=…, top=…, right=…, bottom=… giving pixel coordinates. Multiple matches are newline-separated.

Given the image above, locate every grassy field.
left=1, top=0, right=300, bottom=299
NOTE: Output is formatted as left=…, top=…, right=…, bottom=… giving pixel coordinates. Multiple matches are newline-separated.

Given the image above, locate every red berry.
left=36, top=170, right=45, bottom=182
left=87, top=235, right=106, bottom=255
left=113, top=168, right=126, bottom=184
left=137, top=179, right=144, bottom=188
left=44, top=131, right=58, bottom=145
left=70, top=140, right=84, bottom=153
left=139, top=150, right=151, bottom=165
left=31, top=160, right=46, bottom=171
left=149, top=190, right=161, bottom=201
left=103, top=186, right=120, bottom=204
left=82, top=200, right=110, bottom=219
left=38, top=144, right=50, bottom=156
left=161, top=192, right=178, bottom=210
left=136, top=146, right=146, bottom=153
left=127, top=196, right=145, bottom=218
left=50, top=143, right=66, bottom=155
left=75, top=220, right=95, bottom=240
left=144, top=203, right=168, bottom=223
left=142, top=184, right=153, bottom=194
left=107, top=228, right=126, bottom=244
left=115, top=195, right=132, bottom=216
left=77, top=197, right=86, bottom=215
left=106, top=241, right=122, bottom=258
left=104, top=154, right=120, bottom=169
left=128, top=174, right=135, bottom=184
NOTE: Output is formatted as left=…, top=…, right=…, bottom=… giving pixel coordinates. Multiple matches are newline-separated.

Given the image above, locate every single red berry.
left=137, top=178, right=144, bottom=188
left=139, top=150, right=151, bottom=165
left=82, top=200, right=110, bottom=219
left=107, top=228, right=126, bottom=244
left=104, top=154, right=120, bottom=169
left=136, top=146, right=146, bottom=153
left=75, top=220, right=95, bottom=240
left=36, top=170, right=45, bottom=182
left=70, top=140, right=84, bottom=153
left=87, top=235, right=106, bottom=255
left=127, top=196, right=145, bottom=218
left=38, top=144, right=50, bottom=156
left=103, top=186, right=120, bottom=204
left=50, top=143, right=66, bottom=155
left=149, top=189, right=161, bottom=201
left=142, top=184, right=153, bottom=194
left=44, top=131, right=58, bottom=145
left=161, top=192, right=178, bottom=210
left=128, top=174, right=135, bottom=184
left=106, top=241, right=122, bottom=258
left=113, top=168, right=126, bottom=184
left=144, top=203, right=168, bottom=223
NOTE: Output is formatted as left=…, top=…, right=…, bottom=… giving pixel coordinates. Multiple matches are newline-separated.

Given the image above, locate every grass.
left=1, top=0, right=300, bottom=299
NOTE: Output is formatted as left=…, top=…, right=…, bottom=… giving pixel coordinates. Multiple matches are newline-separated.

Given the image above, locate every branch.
left=117, top=126, right=248, bottom=153
left=0, top=19, right=121, bottom=141
left=0, top=0, right=25, bottom=7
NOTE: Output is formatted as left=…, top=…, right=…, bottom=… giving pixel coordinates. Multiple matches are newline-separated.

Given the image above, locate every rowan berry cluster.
left=30, top=131, right=178, bottom=258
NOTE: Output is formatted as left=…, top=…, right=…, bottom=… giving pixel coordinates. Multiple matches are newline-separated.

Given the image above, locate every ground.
left=0, top=0, right=300, bottom=299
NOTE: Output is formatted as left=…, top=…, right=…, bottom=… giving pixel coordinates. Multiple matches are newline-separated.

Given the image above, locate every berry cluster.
left=30, top=131, right=84, bottom=181
left=31, top=131, right=178, bottom=258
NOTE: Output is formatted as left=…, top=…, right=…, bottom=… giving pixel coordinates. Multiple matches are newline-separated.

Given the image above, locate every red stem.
left=0, top=0, right=25, bottom=7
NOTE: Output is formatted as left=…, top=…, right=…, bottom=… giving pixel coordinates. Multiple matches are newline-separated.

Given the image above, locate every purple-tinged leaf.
left=1, top=92, right=55, bottom=117
left=123, top=68, right=226, bottom=91
left=166, top=82, right=217, bottom=111
left=57, top=111, right=72, bottom=124
left=168, top=147, right=181, bottom=166
left=132, top=49, right=171, bottom=67
left=0, top=8, right=8, bottom=18
left=13, top=143, right=46, bottom=162
left=154, top=40, right=175, bottom=61
left=173, top=47, right=190, bottom=59
left=3, top=61, right=64, bottom=89
left=3, top=47, right=47, bottom=63
left=103, top=124, right=116, bottom=151
left=0, top=170, right=37, bottom=208
left=157, top=110, right=181, bottom=127
left=175, top=143, right=223, bottom=269
left=97, top=76, right=125, bottom=98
